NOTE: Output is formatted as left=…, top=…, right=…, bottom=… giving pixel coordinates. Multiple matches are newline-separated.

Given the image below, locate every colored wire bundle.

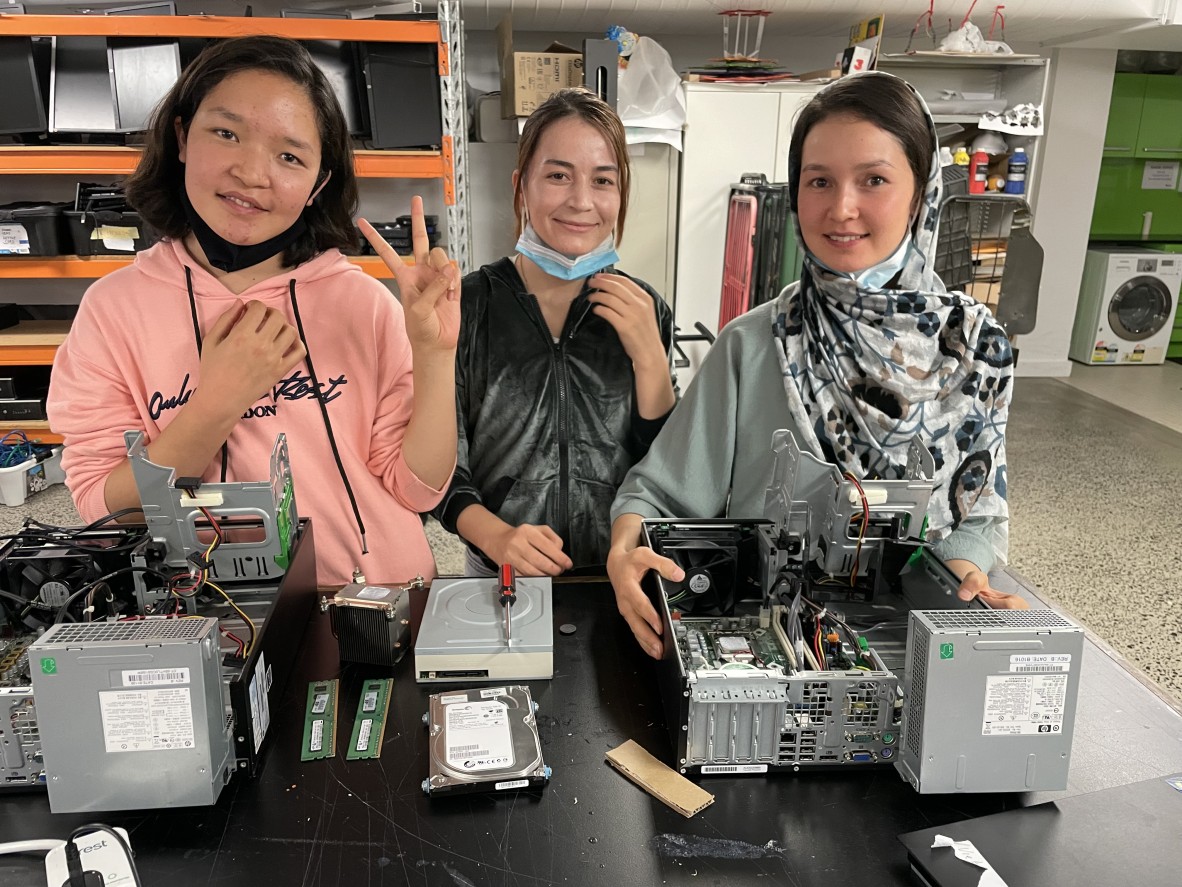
left=843, top=472, right=870, bottom=587
left=167, top=508, right=255, bottom=657
left=0, top=431, right=53, bottom=468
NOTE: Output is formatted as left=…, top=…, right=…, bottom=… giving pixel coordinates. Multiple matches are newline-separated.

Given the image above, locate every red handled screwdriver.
left=499, top=564, right=517, bottom=646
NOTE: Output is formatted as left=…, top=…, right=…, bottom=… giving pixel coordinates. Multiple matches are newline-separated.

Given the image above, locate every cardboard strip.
left=605, top=740, right=715, bottom=818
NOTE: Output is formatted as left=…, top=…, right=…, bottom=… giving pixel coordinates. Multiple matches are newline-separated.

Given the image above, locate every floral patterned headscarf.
left=771, top=72, right=1013, bottom=560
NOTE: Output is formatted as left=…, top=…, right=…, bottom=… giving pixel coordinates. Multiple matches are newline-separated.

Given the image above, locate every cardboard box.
left=497, top=16, right=583, bottom=119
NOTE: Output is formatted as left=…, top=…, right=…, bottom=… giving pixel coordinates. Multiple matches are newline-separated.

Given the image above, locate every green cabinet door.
left=1105, top=73, right=1145, bottom=158
left=1090, top=159, right=1182, bottom=239
left=1136, top=75, right=1182, bottom=158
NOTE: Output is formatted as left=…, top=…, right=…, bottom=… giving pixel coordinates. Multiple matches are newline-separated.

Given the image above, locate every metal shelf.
left=0, top=255, right=404, bottom=280
left=0, top=147, right=446, bottom=179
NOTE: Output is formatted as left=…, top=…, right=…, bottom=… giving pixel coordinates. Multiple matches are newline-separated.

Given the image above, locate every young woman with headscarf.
left=606, top=72, right=1021, bottom=659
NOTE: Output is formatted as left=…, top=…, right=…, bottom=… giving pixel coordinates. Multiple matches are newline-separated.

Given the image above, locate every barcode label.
left=701, top=764, right=768, bottom=774
left=123, top=668, right=190, bottom=687
left=356, top=720, right=372, bottom=751
left=312, top=693, right=329, bottom=714
left=362, top=690, right=378, bottom=713
left=448, top=744, right=489, bottom=760
left=495, top=779, right=530, bottom=791
left=1013, top=665, right=1064, bottom=673
left=310, top=719, right=324, bottom=752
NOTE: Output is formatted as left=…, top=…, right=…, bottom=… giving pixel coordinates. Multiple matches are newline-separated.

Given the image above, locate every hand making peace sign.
left=358, top=196, right=460, bottom=354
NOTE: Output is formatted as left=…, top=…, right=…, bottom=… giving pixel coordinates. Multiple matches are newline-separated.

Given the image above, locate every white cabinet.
left=616, top=141, right=679, bottom=299
left=673, top=82, right=823, bottom=377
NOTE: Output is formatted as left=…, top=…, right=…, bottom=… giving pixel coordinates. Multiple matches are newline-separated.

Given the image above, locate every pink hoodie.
left=48, top=239, right=451, bottom=586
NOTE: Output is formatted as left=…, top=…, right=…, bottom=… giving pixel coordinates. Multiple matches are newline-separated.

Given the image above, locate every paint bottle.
left=969, top=149, right=989, bottom=194
left=1004, top=147, right=1028, bottom=194
left=953, top=146, right=970, bottom=166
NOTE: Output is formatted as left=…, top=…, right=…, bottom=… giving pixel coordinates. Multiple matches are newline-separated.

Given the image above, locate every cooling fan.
left=1, top=548, right=101, bottom=630
left=661, top=539, right=739, bottom=615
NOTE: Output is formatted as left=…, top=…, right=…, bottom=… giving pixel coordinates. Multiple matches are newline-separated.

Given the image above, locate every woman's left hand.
left=359, top=196, right=460, bottom=353
left=588, top=273, right=665, bottom=367
left=956, top=569, right=1030, bottom=610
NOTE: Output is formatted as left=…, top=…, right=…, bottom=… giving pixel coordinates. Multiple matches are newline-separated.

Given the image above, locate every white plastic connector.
left=180, top=489, right=225, bottom=507
left=848, top=486, right=888, bottom=506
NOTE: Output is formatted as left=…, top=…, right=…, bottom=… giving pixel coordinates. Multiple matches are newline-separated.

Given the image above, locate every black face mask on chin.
left=180, top=186, right=309, bottom=274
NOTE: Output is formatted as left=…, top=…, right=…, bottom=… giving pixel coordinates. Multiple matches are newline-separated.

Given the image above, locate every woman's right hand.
left=195, top=299, right=306, bottom=421
left=606, top=543, right=684, bottom=659
left=485, top=523, right=573, bottom=577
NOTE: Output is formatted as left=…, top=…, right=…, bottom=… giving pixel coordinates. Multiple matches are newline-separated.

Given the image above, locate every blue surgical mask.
left=813, top=235, right=914, bottom=291
left=515, top=223, right=620, bottom=282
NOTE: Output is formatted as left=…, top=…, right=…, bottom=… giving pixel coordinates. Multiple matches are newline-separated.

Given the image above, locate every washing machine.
left=1069, top=247, right=1181, bottom=365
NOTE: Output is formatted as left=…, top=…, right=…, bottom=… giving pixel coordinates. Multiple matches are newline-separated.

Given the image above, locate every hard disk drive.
left=422, top=685, right=551, bottom=796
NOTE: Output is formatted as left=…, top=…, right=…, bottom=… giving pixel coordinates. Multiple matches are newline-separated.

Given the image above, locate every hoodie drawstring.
left=183, top=267, right=368, bottom=559
left=186, top=265, right=229, bottom=482
left=288, top=279, right=369, bottom=556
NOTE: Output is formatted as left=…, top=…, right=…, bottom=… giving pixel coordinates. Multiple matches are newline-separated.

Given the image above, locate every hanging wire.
left=905, top=0, right=936, bottom=53
left=989, top=5, right=1006, bottom=42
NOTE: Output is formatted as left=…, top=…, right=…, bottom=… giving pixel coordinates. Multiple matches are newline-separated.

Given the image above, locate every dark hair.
left=788, top=74, right=935, bottom=214
left=125, top=36, right=358, bottom=266
left=513, top=87, right=630, bottom=243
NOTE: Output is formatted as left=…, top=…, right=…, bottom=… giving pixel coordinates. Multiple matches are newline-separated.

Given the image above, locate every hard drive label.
left=480, top=687, right=507, bottom=698
left=439, top=694, right=467, bottom=704
left=495, top=779, right=530, bottom=790
left=445, top=701, right=514, bottom=771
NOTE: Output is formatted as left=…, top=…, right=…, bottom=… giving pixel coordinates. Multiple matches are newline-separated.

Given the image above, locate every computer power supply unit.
left=28, top=617, right=233, bottom=812
left=896, top=609, right=1084, bottom=794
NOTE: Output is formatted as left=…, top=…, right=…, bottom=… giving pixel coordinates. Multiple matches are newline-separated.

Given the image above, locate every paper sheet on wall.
left=1142, top=161, right=1179, bottom=190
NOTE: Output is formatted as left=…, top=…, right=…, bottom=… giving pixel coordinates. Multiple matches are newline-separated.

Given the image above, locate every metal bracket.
left=123, top=431, right=297, bottom=582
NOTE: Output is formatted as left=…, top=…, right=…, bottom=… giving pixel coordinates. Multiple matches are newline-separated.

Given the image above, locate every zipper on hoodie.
left=525, top=291, right=592, bottom=555
left=526, top=293, right=571, bottom=546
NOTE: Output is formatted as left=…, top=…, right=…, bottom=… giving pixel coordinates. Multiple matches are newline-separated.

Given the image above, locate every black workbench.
left=3, top=572, right=1181, bottom=887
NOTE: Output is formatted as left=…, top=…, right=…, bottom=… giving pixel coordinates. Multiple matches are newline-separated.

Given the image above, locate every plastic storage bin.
left=0, top=445, right=65, bottom=507
left=0, top=202, right=70, bottom=256
left=64, top=210, right=159, bottom=256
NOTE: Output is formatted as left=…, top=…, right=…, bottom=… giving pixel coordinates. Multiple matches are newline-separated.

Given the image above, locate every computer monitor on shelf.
left=279, top=9, right=350, bottom=17
left=49, top=35, right=180, bottom=134
left=104, top=2, right=178, bottom=14
left=0, top=37, right=49, bottom=135
left=358, top=41, right=441, bottom=149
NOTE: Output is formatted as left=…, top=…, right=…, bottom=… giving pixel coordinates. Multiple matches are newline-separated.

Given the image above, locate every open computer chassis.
left=0, top=520, right=316, bottom=797
left=0, top=436, right=317, bottom=804
left=643, top=518, right=963, bottom=776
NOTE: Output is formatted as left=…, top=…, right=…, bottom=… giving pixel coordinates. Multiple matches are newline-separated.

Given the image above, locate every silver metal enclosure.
left=125, top=430, right=297, bottom=583
left=763, top=429, right=934, bottom=580
left=897, top=609, right=1084, bottom=793
left=28, top=617, right=233, bottom=812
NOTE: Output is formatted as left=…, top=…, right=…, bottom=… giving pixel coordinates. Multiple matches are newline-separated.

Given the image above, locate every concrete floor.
left=5, top=372, right=1180, bottom=706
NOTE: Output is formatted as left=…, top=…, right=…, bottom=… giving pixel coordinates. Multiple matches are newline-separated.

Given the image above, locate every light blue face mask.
left=514, top=222, right=620, bottom=282
left=814, top=235, right=914, bottom=291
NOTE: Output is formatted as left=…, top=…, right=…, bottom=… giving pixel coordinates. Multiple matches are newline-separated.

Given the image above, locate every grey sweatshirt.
left=610, top=300, right=1002, bottom=573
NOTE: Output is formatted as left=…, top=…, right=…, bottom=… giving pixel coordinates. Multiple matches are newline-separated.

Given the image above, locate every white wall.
left=1021, top=47, right=1117, bottom=377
